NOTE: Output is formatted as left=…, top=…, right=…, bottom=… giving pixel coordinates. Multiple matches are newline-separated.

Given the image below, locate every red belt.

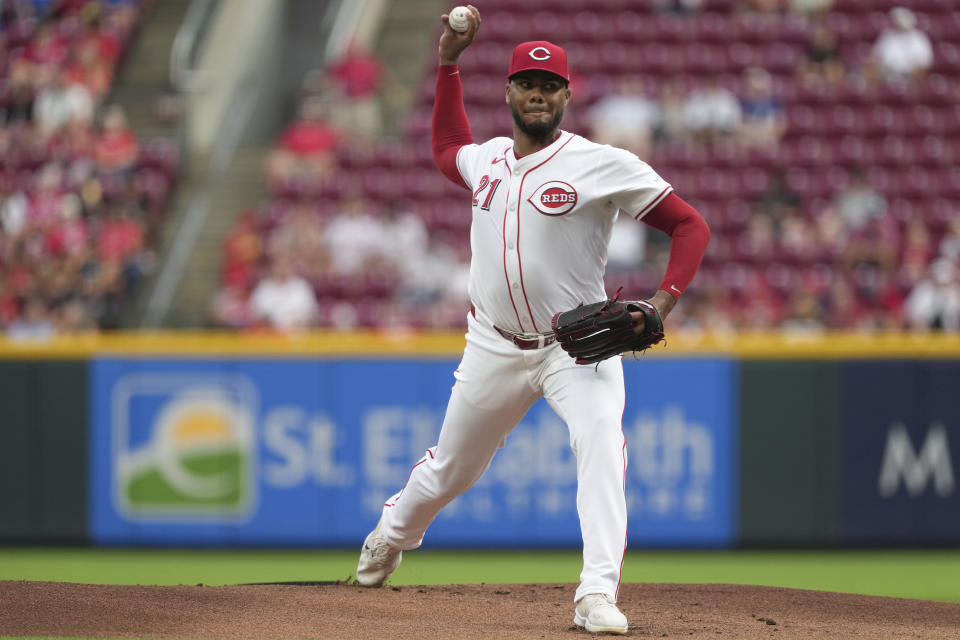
left=494, top=325, right=557, bottom=350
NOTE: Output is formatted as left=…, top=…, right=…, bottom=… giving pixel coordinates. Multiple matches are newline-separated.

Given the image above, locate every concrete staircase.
left=110, top=0, right=189, bottom=138
left=107, top=0, right=191, bottom=327
left=113, top=0, right=272, bottom=328
left=374, top=0, right=447, bottom=134
left=160, top=147, right=268, bottom=328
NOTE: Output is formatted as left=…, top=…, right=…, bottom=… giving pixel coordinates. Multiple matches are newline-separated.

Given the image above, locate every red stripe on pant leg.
left=615, top=434, right=628, bottom=599
left=616, top=379, right=628, bottom=599
left=615, top=518, right=628, bottom=600
left=384, top=448, right=435, bottom=507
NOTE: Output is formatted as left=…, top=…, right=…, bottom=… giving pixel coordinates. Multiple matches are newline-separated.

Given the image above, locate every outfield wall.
left=1, top=332, right=958, bottom=547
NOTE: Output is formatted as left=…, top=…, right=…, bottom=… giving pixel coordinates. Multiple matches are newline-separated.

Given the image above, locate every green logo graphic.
left=114, top=381, right=257, bottom=521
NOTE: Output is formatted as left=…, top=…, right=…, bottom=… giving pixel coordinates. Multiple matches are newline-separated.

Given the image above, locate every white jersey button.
left=508, top=240, right=515, bottom=249
left=512, top=282, right=519, bottom=289
left=509, top=203, right=516, bottom=211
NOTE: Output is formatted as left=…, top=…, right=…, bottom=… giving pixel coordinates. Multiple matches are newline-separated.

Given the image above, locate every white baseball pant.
left=377, top=308, right=628, bottom=602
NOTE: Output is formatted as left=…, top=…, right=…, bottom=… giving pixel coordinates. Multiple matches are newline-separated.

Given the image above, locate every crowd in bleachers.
left=214, top=0, right=956, bottom=333
left=0, top=0, right=177, bottom=337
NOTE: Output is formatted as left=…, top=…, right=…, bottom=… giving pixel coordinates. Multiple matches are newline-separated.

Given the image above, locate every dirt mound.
left=2, top=580, right=959, bottom=639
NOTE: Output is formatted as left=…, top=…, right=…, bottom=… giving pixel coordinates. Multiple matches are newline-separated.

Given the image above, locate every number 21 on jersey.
left=472, top=175, right=501, bottom=211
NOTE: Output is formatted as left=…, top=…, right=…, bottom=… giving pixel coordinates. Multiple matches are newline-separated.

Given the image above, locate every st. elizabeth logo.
left=112, top=375, right=258, bottom=522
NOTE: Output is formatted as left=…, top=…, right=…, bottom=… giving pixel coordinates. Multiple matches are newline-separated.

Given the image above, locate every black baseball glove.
left=551, top=295, right=664, bottom=365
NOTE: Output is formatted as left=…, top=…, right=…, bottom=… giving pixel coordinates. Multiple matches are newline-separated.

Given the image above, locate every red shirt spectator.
left=45, top=195, right=88, bottom=257
left=66, top=38, right=114, bottom=99
left=0, top=285, right=18, bottom=326
left=222, top=213, right=263, bottom=289
left=95, top=106, right=139, bottom=171
left=279, top=118, right=338, bottom=156
left=27, top=164, right=66, bottom=229
left=328, top=45, right=382, bottom=99
left=23, top=25, right=69, bottom=67
left=97, top=212, right=143, bottom=262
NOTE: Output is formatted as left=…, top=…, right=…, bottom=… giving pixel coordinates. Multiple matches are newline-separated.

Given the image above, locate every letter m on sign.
left=877, top=423, right=955, bottom=498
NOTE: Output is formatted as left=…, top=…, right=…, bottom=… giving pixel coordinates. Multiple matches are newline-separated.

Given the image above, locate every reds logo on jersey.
left=528, top=181, right=578, bottom=216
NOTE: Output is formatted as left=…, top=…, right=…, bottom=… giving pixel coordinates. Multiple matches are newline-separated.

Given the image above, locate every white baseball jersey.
left=455, top=130, right=673, bottom=334
left=376, top=128, right=675, bottom=607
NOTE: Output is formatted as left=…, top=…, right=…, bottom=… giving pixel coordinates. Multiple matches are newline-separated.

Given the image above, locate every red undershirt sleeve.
left=639, top=192, right=711, bottom=300
left=432, top=64, right=474, bottom=190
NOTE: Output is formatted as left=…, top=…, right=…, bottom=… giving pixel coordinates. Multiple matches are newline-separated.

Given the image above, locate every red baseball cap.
left=507, top=41, right=570, bottom=82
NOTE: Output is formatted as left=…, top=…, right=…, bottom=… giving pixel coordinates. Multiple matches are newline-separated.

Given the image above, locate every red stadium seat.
left=690, top=12, right=729, bottom=44
left=918, top=136, right=956, bottom=167
left=611, top=12, right=655, bottom=44
left=571, top=11, right=606, bottom=43
left=786, top=105, right=818, bottom=136
left=878, top=136, right=916, bottom=167
left=827, top=105, right=865, bottom=137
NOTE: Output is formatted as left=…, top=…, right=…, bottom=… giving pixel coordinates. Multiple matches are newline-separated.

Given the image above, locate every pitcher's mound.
left=2, top=580, right=959, bottom=639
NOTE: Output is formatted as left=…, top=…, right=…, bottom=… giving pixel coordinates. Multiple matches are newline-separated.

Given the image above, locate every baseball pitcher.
left=358, top=6, right=710, bottom=635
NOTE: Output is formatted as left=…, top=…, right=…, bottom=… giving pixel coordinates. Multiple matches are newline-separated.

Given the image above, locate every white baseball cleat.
left=574, top=593, right=629, bottom=635
left=356, top=521, right=402, bottom=587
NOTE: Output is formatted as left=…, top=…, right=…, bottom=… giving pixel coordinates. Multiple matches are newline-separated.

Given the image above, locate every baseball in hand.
left=448, top=6, right=471, bottom=32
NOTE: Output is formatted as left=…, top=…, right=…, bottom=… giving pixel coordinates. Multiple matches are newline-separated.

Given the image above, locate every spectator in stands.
left=326, top=42, right=384, bottom=137
left=737, top=0, right=781, bottom=14
left=0, top=276, right=19, bottom=328
left=831, top=170, right=886, bottom=231
left=52, top=113, right=97, bottom=160
left=248, top=255, right=318, bottom=331
left=782, top=288, right=825, bottom=333
left=221, top=211, right=264, bottom=292
left=84, top=245, right=126, bottom=328
left=754, top=170, right=800, bottom=223
left=656, top=79, right=688, bottom=142
left=208, top=281, right=253, bottom=330
left=0, top=175, right=29, bottom=240
left=869, top=7, right=933, bottom=83
left=397, top=236, right=463, bottom=304
left=682, top=76, right=741, bottom=145
left=96, top=206, right=145, bottom=293
left=66, top=34, right=114, bottom=101
left=266, top=97, right=339, bottom=187
left=2, top=60, right=37, bottom=123
left=587, top=76, right=659, bottom=159
left=94, top=105, right=139, bottom=173
left=323, top=193, right=387, bottom=275
left=6, top=296, right=56, bottom=340
left=677, top=287, right=736, bottom=334
left=22, top=23, right=69, bottom=68
left=28, top=162, right=67, bottom=229
left=797, top=22, right=844, bottom=86
left=738, top=211, right=776, bottom=261
left=606, top=214, right=647, bottom=272
left=778, top=211, right=817, bottom=261
left=267, top=203, right=327, bottom=281
left=813, top=203, right=850, bottom=261
left=55, top=296, right=96, bottom=333
left=653, top=0, right=703, bottom=16
left=939, top=218, right=960, bottom=262
left=904, top=257, right=960, bottom=331
left=738, top=67, right=786, bottom=151
left=899, top=218, right=934, bottom=287
left=45, top=193, right=88, bottom=259
left=824, top=277, right=868, bottom=329
left=33, top=67, right=94, bottom=139
left=842, top=213, right=900, bottom=277
left=788, top=0, right=833, bottom=16
left=381, top=200, right=428, bottom=264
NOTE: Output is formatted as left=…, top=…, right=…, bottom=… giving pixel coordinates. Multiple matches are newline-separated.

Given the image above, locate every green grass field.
left=2, top=547, right=959, bottom=604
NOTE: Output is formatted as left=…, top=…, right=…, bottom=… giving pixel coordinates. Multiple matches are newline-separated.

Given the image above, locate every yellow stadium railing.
left=2, top=330, right=960, bottom=359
